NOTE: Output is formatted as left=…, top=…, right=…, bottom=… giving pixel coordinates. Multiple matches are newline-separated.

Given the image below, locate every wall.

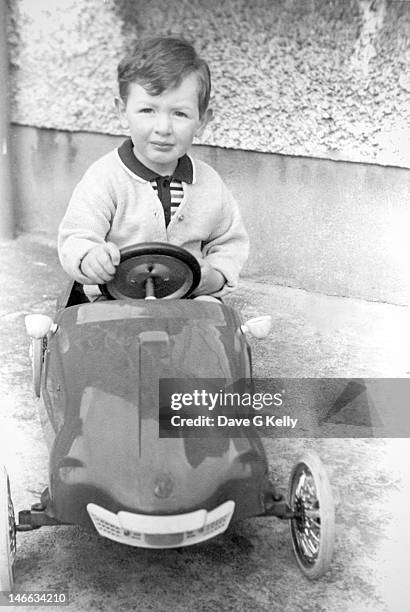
left=11, top=125, right=410, bottom=306
left=7, top=0, right=410, bottom=167
left=7, top=1, right=410, bottom=305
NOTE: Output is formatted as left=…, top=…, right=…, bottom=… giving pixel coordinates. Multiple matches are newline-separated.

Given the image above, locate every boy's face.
left=117, top=73, right=210, bottom=176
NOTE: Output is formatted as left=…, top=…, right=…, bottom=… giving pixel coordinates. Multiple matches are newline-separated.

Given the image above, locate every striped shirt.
left=150, top=177, right=184, bottom=225
left=117, top=139, right=193, bottom=227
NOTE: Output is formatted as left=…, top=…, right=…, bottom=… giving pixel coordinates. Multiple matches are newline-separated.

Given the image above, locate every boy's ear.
left=115, top=97, right=129, bottom=130
left=196, top=108, right=213, bottom=137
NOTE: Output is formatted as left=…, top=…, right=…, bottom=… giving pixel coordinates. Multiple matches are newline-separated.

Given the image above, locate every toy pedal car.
left=1, top=243, right=335, bottom=591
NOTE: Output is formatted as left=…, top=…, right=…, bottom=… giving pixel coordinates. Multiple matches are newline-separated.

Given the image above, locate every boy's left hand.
left=192, top=259, right=225, bottom=296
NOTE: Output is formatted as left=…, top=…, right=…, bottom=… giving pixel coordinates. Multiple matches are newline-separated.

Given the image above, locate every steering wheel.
left=99, top=242, right=201, bottom=300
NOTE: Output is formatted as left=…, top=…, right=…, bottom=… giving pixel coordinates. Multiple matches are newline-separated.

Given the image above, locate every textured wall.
left=7, top=0, right=410, bottom=167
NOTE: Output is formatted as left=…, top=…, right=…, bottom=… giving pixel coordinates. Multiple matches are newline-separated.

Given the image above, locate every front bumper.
left=86, top=500, right=235, bottom=548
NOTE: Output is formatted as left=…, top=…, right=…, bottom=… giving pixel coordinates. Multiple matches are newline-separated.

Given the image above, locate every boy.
left=58, top=37, right=249, bottom=298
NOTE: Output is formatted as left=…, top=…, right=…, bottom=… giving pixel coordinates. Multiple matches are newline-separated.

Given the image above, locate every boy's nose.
left=154, top=113, right=172, bottom=135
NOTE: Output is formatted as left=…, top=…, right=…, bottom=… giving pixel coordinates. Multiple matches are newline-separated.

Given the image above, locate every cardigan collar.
left=117, top=138, right=194, bottom=183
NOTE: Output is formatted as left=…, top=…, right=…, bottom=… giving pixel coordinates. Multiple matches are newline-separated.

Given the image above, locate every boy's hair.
left=117, top=37, right=211, bottom=117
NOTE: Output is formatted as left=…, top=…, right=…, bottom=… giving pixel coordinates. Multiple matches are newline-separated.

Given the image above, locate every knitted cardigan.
left=58, top=148, right=249, bottom=297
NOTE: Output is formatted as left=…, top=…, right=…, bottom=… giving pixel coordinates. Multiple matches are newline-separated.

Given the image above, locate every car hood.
left=45, top=300, right=264, bottom=522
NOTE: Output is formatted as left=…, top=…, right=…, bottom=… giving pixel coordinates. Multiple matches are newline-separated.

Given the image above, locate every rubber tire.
left=288, top=452, right=335, bottom=579
left=0, top=466, right=16, bottom=592
left=31, top=338, right=43, bottom=398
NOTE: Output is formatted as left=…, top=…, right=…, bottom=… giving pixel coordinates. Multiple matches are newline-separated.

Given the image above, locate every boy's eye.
left=139, top=108, right=154, bottom=114
left=174, top=111, right=188, bottom=118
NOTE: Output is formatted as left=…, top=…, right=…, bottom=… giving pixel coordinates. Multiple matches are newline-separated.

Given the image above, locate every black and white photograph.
left=0, top=1, right=409, bottom=610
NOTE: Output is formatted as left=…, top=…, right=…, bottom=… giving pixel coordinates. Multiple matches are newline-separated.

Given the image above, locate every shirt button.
left=178, top=214, right=184, bottom=221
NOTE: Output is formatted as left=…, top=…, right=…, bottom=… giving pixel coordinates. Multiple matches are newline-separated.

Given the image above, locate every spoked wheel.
left=288, top=452, right=335, bottom=579
left=0, top=466, right=16, bottom=592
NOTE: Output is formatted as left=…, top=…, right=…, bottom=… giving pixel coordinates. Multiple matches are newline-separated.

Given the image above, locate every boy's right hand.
left=80, top=242, right=121, bottom=284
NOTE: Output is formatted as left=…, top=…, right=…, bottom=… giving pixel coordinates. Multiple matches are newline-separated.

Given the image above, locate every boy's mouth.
left=151, top=141, right=174, bottom=150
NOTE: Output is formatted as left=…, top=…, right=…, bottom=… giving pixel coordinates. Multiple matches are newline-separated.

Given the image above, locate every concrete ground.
left=0, top=234, right=409, bottom=612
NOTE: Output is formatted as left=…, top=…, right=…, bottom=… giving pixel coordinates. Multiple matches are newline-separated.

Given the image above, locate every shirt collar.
left=117, top=138, right=193, bottom=183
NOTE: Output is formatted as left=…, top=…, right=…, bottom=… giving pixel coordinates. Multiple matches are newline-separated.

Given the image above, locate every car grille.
left=86, top=500, right=235, bottom=549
